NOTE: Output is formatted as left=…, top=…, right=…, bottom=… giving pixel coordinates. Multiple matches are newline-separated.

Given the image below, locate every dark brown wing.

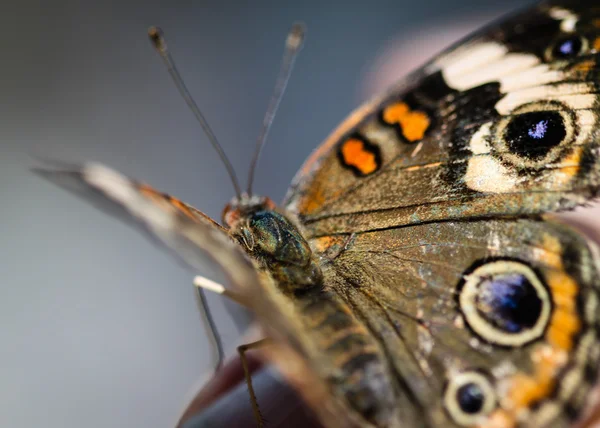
left=303, top=218, right=600, bottom=427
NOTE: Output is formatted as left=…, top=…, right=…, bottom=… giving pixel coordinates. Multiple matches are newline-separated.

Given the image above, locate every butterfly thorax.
left=223, top=196, right=323, bottom=293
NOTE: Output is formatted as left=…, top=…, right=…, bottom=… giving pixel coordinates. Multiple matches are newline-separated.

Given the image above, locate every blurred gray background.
left=1, top=0, right=528, bottom=427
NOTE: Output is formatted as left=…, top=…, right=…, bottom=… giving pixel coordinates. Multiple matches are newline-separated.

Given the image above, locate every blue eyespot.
left=458, top=260, right=551, bottom=347
left=456, top=382, right=485, bottom=414
left=444, top=371, right=496, bottom=425
left=551, top=35, right=583, bottom=59
left=527, top=119, right=548, bottom=140
left=503, top=111, right=566, bottom=160
left=476, top=272, right=542, bottom=333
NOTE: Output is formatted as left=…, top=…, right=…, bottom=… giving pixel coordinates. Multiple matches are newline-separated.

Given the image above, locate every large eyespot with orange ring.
left=457, top=259, right=552, bottom=347
left=443, top=370, right=497, bottom=426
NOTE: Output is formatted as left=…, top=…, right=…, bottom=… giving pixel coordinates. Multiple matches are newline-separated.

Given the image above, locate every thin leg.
left=194, top=275, right=246, bottom=306
left=238, top=338, right=271, bottom=428
left=194, top=287, right=225, bottom=370
left=193, top=275, right=248, bottom=371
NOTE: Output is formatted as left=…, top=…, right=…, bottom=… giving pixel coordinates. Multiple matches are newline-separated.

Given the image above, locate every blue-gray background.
left=1, top=1, right=527, bottom=427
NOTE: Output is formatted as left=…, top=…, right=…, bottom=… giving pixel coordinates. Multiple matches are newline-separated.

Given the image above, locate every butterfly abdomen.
left=295, top=287, right=401, bottom=426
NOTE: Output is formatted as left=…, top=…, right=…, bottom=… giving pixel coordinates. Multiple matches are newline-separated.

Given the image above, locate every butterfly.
left=36, top=0, right=600, bottom=427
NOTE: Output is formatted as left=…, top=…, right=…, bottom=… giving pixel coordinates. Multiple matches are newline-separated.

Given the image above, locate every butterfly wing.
left=35, top=162, right=244, bottom=275
left=302, top=218, right=600, bottom=427
left=37, top=162, right=363, bottom=427
left=276, top=1, right=600, bottom=426
left=285, top=0, right=600, bottom=237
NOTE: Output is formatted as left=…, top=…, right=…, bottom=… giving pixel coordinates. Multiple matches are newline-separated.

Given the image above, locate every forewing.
left=37, top=162, right=363, bottom=427
left=36, top=163, right=245, bottom=276
left=285, top=1, right=600, bottom=237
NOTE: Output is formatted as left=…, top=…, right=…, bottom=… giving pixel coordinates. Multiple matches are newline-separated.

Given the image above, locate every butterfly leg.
left=194, top=275, right=271, bottom=426
left=193, top=275, right=246, bottom=306
left=193, top=275, right=248, bottom=371
left=238, top=338, right=271, bottom=428
left=194, top=287, right=225, bottom=370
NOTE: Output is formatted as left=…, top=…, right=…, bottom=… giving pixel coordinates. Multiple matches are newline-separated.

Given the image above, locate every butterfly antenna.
left=246, top=23, right=306, bottom=196
left=148, top=26, right=243, bottom=199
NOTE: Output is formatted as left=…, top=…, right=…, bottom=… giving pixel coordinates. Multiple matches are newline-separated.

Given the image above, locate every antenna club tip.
left=148, top=26, right=167, bottom=52
left=287, top=22, right=306, bottom=50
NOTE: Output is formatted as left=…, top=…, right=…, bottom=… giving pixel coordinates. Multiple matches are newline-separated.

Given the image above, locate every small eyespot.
left=547, top=35, right=588, bottom=61
left=458, top=260, right=552, bottom=347
left=503, top=111, right=566, bottom=160
left=457, top=382, right=484, bottom=414
left=444, top=371, right=496, bottom=425
left=492, top=101, right=576, bottom=169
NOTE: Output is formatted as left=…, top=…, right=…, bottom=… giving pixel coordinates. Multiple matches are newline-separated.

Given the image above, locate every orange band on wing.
left=492, top=237, right=582, bottom=426
left=166, top=196, right=197, bottom=221
left=338, top=137, right=381, bottom=176
left=382, top=102, right=430, bottom=142
left=138, top=184, right=210, bottom=224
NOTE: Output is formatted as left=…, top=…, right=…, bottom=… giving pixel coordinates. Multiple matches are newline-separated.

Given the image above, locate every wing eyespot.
left=443, top=371, right=497, bottom=426
left=502, top=110, right=567, bottom=160
left=546, top=34, right=589, bottom=61
left=457, top=259, right=552, bottom=347
left=492, top=101, right=577, bottom=169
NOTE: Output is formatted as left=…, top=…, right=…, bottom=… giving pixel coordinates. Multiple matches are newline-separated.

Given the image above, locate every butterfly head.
left=223, top=195, right=323, bottom=292
left=222, top=194, right=276, bottom=228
